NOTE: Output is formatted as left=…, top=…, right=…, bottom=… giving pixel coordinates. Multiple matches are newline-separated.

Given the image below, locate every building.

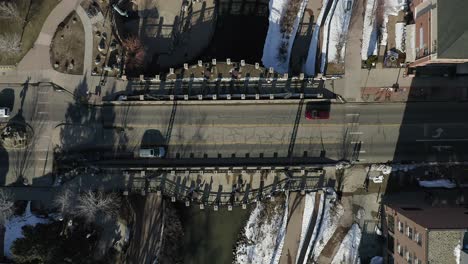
left=409, top=0, right=468, bottom=67
left=382, top=192, right=468, bottom=264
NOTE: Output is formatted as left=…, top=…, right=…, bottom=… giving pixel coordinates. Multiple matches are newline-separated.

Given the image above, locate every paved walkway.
left=18, top=0, right=81, bottom=72
left=340, top=0, right=365, bottom=101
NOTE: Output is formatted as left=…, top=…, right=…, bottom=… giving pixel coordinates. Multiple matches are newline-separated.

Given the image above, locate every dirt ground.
left=50, top=11, right=85, bottom=74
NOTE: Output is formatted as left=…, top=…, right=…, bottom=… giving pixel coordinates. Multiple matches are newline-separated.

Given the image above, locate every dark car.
left=305, top=102, right=330, bottom=120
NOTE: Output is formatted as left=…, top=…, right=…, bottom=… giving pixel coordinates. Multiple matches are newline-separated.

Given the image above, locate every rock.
left=54, top=62, right=59, bottom=69
left=95, top=55, right=101, bottom=65
left=72, top=17, right=77, bottom=24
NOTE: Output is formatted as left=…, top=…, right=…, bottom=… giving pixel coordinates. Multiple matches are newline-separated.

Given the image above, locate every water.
left=176, top=204, right=252, bottom=264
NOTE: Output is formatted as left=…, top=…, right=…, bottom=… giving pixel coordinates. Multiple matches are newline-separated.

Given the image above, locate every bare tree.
left=0, top=1, right=20, bottom=20
left=54, top=188, right=78, bottom=217
left=0, top=33, right=21, bottom=55
left=0, top=189, right=14, bottom=226
left=76, top=191, right=120, bottom=223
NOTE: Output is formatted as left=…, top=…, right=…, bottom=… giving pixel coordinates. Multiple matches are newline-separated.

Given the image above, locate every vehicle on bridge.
left=305, top=102, right=330, bottom=120
left=139, top=147, right=166, bottom=158
left=0, top=107, right=10, bottom=118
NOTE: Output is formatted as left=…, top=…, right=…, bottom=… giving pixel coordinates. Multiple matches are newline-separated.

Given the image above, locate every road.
left=2, top=82, right=468, bottom=183
left=98, top=101, right=468, bottom=163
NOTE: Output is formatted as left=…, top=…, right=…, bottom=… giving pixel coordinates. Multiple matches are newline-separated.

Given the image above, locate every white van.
left=0, top=107, right=10, bottom=118
left=139, top=147, right=166, bottom=158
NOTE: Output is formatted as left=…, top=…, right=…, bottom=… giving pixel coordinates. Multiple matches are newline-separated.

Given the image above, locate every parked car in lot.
left=0, top=107, right=10, bottom=118
left=305, top=102, right=330, bottom=120
left=139, top=147, right=166, bottom=158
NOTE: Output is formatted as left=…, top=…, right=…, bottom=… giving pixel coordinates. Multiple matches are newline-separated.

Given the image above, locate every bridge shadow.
left=116, top=1, right=217, bottom=76
left=199, top=0, right=270, bottom=64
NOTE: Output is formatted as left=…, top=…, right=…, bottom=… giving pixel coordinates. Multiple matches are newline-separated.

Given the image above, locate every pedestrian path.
left=279, top=192, right=305, bottom=264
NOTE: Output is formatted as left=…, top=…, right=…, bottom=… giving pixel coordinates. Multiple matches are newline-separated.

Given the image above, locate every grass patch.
left=0, top=0, right=60, bottom=65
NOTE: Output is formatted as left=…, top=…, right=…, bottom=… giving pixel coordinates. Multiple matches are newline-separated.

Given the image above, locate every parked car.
left=139, top=147, right=166, bottom=158
left=0, top=107, right=10, bottom=118
left=305, top=102, right=330, bottom=120
left=118, top=95, right=127, bottom=101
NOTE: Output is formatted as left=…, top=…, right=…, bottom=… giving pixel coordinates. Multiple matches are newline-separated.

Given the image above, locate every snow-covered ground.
left=304, top=0, right=329, bottom=75
left=298, top=192, right=325, bottom=264
left=4, top=202, right=49, bottom=258
left=395, top=22, right=406, bottom=51
left=331, top=223, right=362, bottom=264
left=319, top=0, right=338, bottom=72
left=310, top=190, right=343, bottom=261
left=361, top=0, right=407, bottom=60
left=234, top=197, right=288, bottom=264
left=370, top=256, right=384, bottom=264
left=327, top=0, right=354, bottom=64
left=419, top=179, right=457, bottom=189
left=262, top=0, right=308, bottom=74
left=454, top=242, right=461, bottom=264
left=380, top=0, right=407, bottom=46
left=296, top=193, right=316, bottom=263
left=361, top=0, right=378, bottom=60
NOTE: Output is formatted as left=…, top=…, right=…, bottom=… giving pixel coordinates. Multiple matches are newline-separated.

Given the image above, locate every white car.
left=370, top=175, right=384, bottom=184
left=0, top=107, right=10, bottom=118
left=139, top=147, right=166, bottom=158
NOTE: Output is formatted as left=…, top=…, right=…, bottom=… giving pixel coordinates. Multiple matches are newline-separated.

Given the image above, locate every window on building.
left=415, top=257, right=421, bottom=264
left=419, top=27, right=424, bottom=50
left=414, top=232, right=422, bottom=245
left=406, top=251, right=413, bottom=264
left=398, top=221, right=403, bottom=233
left=388, top=215, right=395, bottom=233
left=397, top=242, right=402, bottom=256
left=407, top=226, right=413, bottom=239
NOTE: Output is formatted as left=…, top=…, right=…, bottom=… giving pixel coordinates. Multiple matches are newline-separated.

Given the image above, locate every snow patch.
left=454, top=241, right=461, bottom=264
left=327, top=0, right=354, bottom=64
left=304, top=0, right=329, bottom=75
left=311, top=191, right=343, bottom=261
left=418, top=179, right=456, bottom=189
left=234, top=197, right=288, bottom=264
left=299, top=192, right=325, bottom=264
left=362, top=0, right=407, bottom=60
left=380, top=0, right=407, bottom=46
left=331, top=223, right=362, bottom=264
left=319, top=0, right=338, bottom=72
left=361, top=0, right=378, bottom=60
left=370, top=256, right=384, bottom=264
left=395, top=22, right=406, bottom=51
left=296, top=192, right=315, bottom=264
left=262, top=0, right=308, bottom=73
left=4, top=201, right=49, bottom=258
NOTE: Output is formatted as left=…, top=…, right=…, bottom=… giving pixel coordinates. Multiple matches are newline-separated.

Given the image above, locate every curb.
left=100, top=98, right=340, bottom=106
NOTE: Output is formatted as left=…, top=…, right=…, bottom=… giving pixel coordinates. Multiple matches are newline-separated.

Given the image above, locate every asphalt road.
left=99, top=102, right=468, bottom=163
left=2, top=82, right=468, bottom=182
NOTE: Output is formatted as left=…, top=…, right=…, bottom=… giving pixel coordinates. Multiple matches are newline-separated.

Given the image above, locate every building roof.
left=391, top=207, right=468, bottom=229
left=437, top=0, right=468, bottom=59
left=384, top=190, right=468, bottom=229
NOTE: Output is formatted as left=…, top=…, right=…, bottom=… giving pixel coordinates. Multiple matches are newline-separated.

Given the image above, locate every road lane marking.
left=416, top=139, right=468, bottom=142
left=351, top=141, right=363, bottom=144
left=359, top=150, right=366, bottom=153
left=349, top=132, right=363, bottom=135
left=102, top=123, right=404, bottom=128
left=346, top=113, right=360, bottom=116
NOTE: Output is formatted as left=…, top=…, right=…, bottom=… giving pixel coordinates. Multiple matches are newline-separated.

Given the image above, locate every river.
left=176, top=204, right=252, bottom=264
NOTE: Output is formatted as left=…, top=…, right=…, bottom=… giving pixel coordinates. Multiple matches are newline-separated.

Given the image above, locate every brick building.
left=383, top=192, right=468, bottom=264
left=409, top=0, right=468, bottom=67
